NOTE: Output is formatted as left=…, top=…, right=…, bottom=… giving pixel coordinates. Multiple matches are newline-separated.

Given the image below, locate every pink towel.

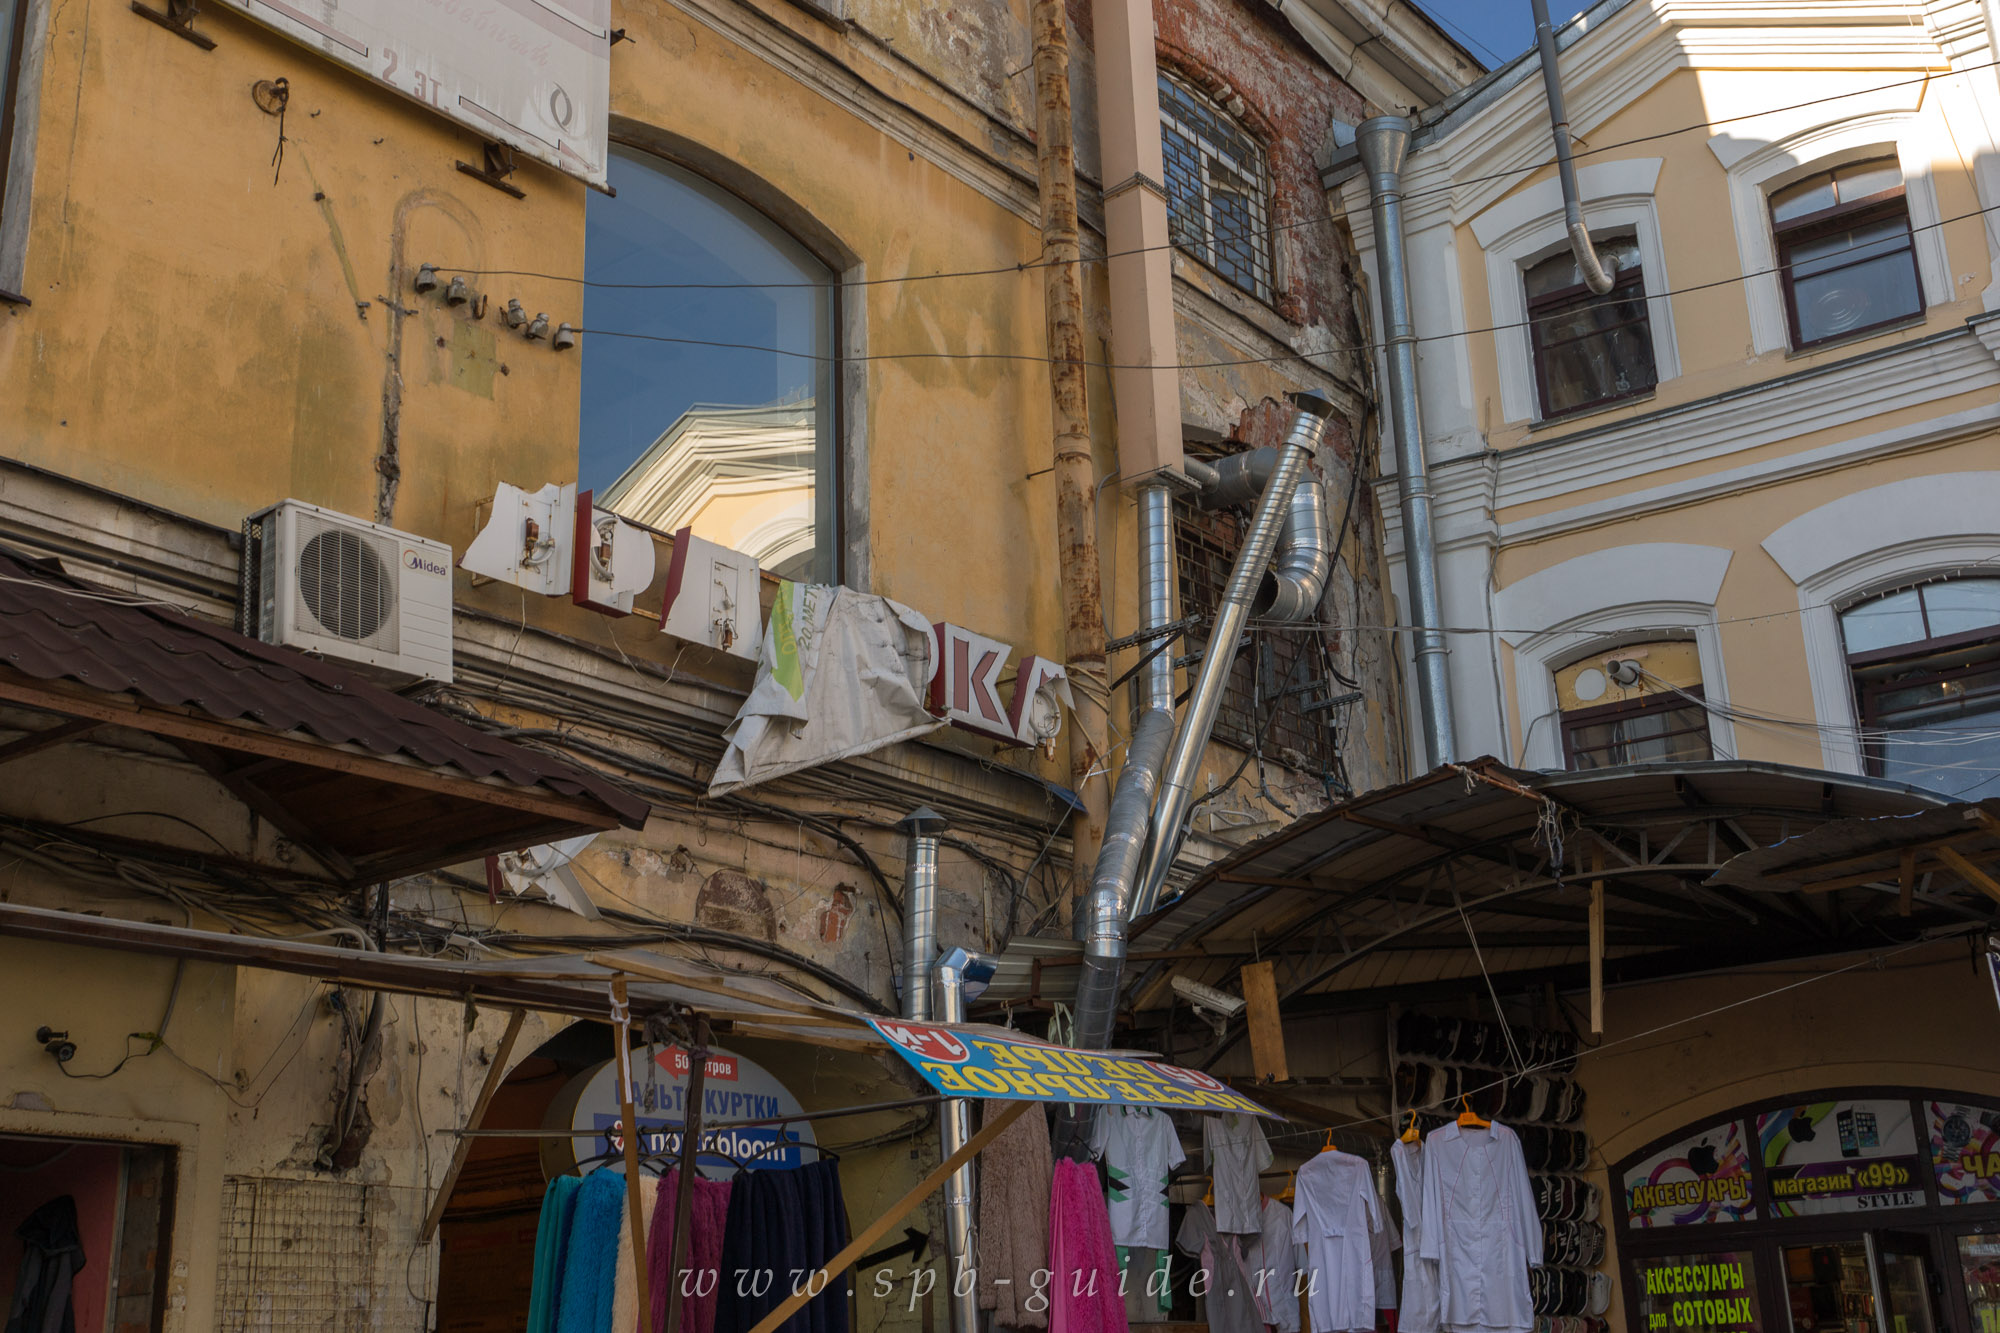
left=648, top=1172, right=735, bottom=1333
left=1049, top=1160, right=1128, bottom=1333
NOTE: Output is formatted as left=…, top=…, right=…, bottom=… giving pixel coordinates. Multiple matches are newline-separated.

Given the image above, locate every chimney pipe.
left=897, top=806, right=948, bottom=1021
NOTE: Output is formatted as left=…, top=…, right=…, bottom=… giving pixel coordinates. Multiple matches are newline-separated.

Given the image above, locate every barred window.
left=1174, top=496, right=1343, bottom=780
left=1160, top=72, right=1274, bottom=302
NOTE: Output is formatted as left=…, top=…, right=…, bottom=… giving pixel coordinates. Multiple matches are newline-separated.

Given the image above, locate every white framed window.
left=1491, top=542, right=1738, bottom=771
left=1710, top=111, right=1951, bottom=356
left=1159, top=70, right=1274, bottom=303
left=1470, top=158, right=1680, bottom=426
left=1762, top=471, right=2000, bottom=778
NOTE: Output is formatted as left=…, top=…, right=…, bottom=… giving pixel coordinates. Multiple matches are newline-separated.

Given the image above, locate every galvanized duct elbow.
left=1253, top=478, right=1330, bottom=623
left=1531, top=0, right=1616, bottom=296
left=1194, top=448, right=1329, bottom=624
left=1071, top=705, right=1176, bottom=1053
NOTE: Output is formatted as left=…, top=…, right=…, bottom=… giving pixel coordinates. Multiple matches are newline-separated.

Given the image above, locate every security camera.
left=34, top=1026, right=76, bottom=1065
left=1171, top=976, right=1246, bottom=1018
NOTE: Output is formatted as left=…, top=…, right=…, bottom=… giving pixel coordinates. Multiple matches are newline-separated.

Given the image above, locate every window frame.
left=584, top=139, right=846, bottom=584
left=1524, top=249, right=1659, bottom=420
left=0, top=0, right=29, bottom=236
left=1559, top=683, right=1713, bottom=771
left=1157, top=70, right=1275, bottom=305
left=1839, top=581, right=2000, bottom=789
left=1770, top=164, right=1925, bottom=351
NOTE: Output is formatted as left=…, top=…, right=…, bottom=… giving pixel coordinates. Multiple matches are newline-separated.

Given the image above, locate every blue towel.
left=558, top=1170, right=629, bottom=1333
left=528, top=1175, right=583, bottom=1333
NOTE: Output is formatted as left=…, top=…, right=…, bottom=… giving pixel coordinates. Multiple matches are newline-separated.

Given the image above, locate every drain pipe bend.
left=1357, top=116, right=1458, bottom=769
left=1531, top=0, right=1616, bottom=295
left=1133, top=393, right=1336, bottom=915
left=1194, top=449, right=1330, bottom=624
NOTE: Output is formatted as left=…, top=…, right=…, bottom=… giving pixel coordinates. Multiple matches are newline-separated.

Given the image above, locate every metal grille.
left=215, top=1175, right=427, bottom=1331
left=294, top=516, right=398, bottom=648
left=1173, top=497, right=1338, bottom=770
left=1159, top=71, right=1273, bottom=302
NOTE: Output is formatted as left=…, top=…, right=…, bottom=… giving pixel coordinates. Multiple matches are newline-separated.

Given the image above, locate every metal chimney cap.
left=897, top=806, right=951, bottom=835
left=1288, top=389, right=1338, bottom=420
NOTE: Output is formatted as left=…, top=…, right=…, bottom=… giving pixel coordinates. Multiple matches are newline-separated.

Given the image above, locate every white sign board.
left=217, top=0, right=611, bottom=187
left=552, top=1044, right=816, bottom=1180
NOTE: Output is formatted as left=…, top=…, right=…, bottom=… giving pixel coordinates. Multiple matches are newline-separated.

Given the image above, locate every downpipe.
left=1133, top=392, right=1337, bottom=916
left=1356, top=116, right=1458, bottom=769
left=1531, top=0, right=1616, bottom=295
left=1071, top=706, right=1177, bottom=1053
left=935, top=948, right=982, bottom=1333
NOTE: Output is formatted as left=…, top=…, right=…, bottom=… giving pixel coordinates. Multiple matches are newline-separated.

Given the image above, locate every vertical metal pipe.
left=1135, top=481, right=1178, bottom=717
left=611, top=979, right=652, bottom=1328
left=898, top=807, right=948, bottom=1021
left=1030, top=0, right=1110, bottom=895
left=1355, top=117, right=1458, bottom=770
left=1071, top=706, right=1176, bottom=1053
left=934, top=949, right=980, bottom=1333
left=1530, top=0, right=1616, bottom=295
left=1133, top=394, right=1336, bottom=916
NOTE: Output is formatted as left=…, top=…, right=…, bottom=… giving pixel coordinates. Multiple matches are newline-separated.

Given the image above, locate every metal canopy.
left=1125, top=759, right=1976, bottom=1051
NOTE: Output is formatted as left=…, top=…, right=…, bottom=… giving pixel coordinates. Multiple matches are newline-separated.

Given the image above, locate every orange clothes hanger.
left=1401, top=1112, right=1421, bottom=1145
left=1457, top=1094, right=1490, bottom=1130
left=1319, top=1128, right=1339, bottom=1154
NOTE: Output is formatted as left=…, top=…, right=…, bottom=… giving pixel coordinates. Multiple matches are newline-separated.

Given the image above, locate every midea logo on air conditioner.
left=402, top=548, right=450, bottom=577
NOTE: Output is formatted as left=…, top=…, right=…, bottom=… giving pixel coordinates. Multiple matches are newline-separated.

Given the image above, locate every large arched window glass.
left=1840, top=577, right=2000, bottom=798
left=580, top=146, right=836, bottom=582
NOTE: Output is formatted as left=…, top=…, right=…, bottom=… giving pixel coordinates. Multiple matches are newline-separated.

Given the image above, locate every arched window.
left=1769, top=155, right=1924, bottom=350
left=1839, top=577, right=2000, bottom=798
left=1555, top=640, right=1711, bottom=770
left=580, top=146, right=837, bottom=582
left=1524, top=233, right=1657, bottom=419
left=1159, top=71, right=1273, bottom=302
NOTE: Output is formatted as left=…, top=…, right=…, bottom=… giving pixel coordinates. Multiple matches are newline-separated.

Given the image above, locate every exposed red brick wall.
left=1154, top=0, right=1367, bottom=332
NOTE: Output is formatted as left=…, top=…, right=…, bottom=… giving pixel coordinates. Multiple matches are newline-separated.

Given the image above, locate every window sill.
left=1784, top=313, right=1929, bottom=361
left=1527, top=389, right=1657, bottom=435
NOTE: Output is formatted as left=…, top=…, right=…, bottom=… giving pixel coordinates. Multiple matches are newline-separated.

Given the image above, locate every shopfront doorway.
left=1616, top=1090, right=2000, bottom=1333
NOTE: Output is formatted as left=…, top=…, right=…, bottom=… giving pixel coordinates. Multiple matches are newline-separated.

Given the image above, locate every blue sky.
left=1410, top=1, right=1579, bottom=68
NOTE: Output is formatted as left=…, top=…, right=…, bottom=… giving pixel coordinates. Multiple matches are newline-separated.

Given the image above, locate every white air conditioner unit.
left=244, top=499, right=455, bottom=683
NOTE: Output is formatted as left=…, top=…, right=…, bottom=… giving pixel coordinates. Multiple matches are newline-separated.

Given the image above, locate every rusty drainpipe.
left=1031, top=0, right=1110, bottom=897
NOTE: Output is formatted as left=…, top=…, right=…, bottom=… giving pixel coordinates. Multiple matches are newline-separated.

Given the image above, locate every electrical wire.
left=433, top=58, right=2000, bottom=296
left=550, top=195, right=2000, bottom=376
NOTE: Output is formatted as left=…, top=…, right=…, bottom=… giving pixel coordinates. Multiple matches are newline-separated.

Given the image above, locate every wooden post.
left=1588, top=851, right=1605, bottom=1038
left=744, top=1100, right=1031, bottom=1333
left=661, top=1015, right=712, bottom=1333
left=612, top=979, right=651, bottom=1326
left=1241, top=960, right=1289, bottom=1083
left=1899, top=846, right=1918, bottom=916
left=418, top=1008, right=525, bottom=1244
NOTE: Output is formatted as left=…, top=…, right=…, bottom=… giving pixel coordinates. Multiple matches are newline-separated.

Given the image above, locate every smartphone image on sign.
left=1838, top=1109, right=1859, bottom=1158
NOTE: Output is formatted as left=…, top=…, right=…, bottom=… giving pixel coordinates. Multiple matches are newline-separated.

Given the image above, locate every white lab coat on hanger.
left=1417, top=1122, right=1541, bottom=1333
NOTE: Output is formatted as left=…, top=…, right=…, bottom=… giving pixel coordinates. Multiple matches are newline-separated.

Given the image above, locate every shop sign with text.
left=1758, top=1100, right=1922, bottom=1217
left=1632, top=1253, right=1761, bottom=1333
left=1625, top=1119, right=1756, bottom=1228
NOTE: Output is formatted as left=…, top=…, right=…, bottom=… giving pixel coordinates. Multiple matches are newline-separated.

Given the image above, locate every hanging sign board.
left=213, top=0, right=612, bottom=187
left=869, top=1020, right=1279, bottom=1117
left=1757, top=1099, right=1921, bottom=1216
left=545, top=1043, right=815, bottom=1180
left=1929, top=1100, right=2000, bottom=1206
left=1623, top=1118, right=1756, bottom=1228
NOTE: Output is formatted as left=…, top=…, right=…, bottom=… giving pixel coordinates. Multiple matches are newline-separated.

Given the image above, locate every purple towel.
left=648, top=1173, right=734, bottom=1333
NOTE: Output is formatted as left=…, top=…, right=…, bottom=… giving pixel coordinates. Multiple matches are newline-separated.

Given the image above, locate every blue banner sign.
left=869, top=1020, right=1279, bottom=1117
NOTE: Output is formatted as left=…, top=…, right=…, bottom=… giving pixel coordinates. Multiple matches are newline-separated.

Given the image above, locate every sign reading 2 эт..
left=870, top=1020, right=1278, bottom=1116
left=1759, top=1099, right=1922, bottom=1216
left=214, top=0, right=611, bottom=186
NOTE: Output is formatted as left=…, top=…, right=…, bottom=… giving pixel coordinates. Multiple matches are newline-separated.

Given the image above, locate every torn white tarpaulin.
left=708, top=583, right=942, bottom=796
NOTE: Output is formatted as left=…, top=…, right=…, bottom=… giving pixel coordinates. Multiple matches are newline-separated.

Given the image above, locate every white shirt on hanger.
left=1416, top=1122, right=1541, bottom=1333
left=1391, top=1137, right=1442, bottom=1333
left=1290, top=1151, right=1383, bottom=1333
left=1247, top=1195, right=1299, bottom=1333
left=1205, top=1114, right=1274, bottom=1235
left=1090, top=1106, right=1186, bottom=1250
